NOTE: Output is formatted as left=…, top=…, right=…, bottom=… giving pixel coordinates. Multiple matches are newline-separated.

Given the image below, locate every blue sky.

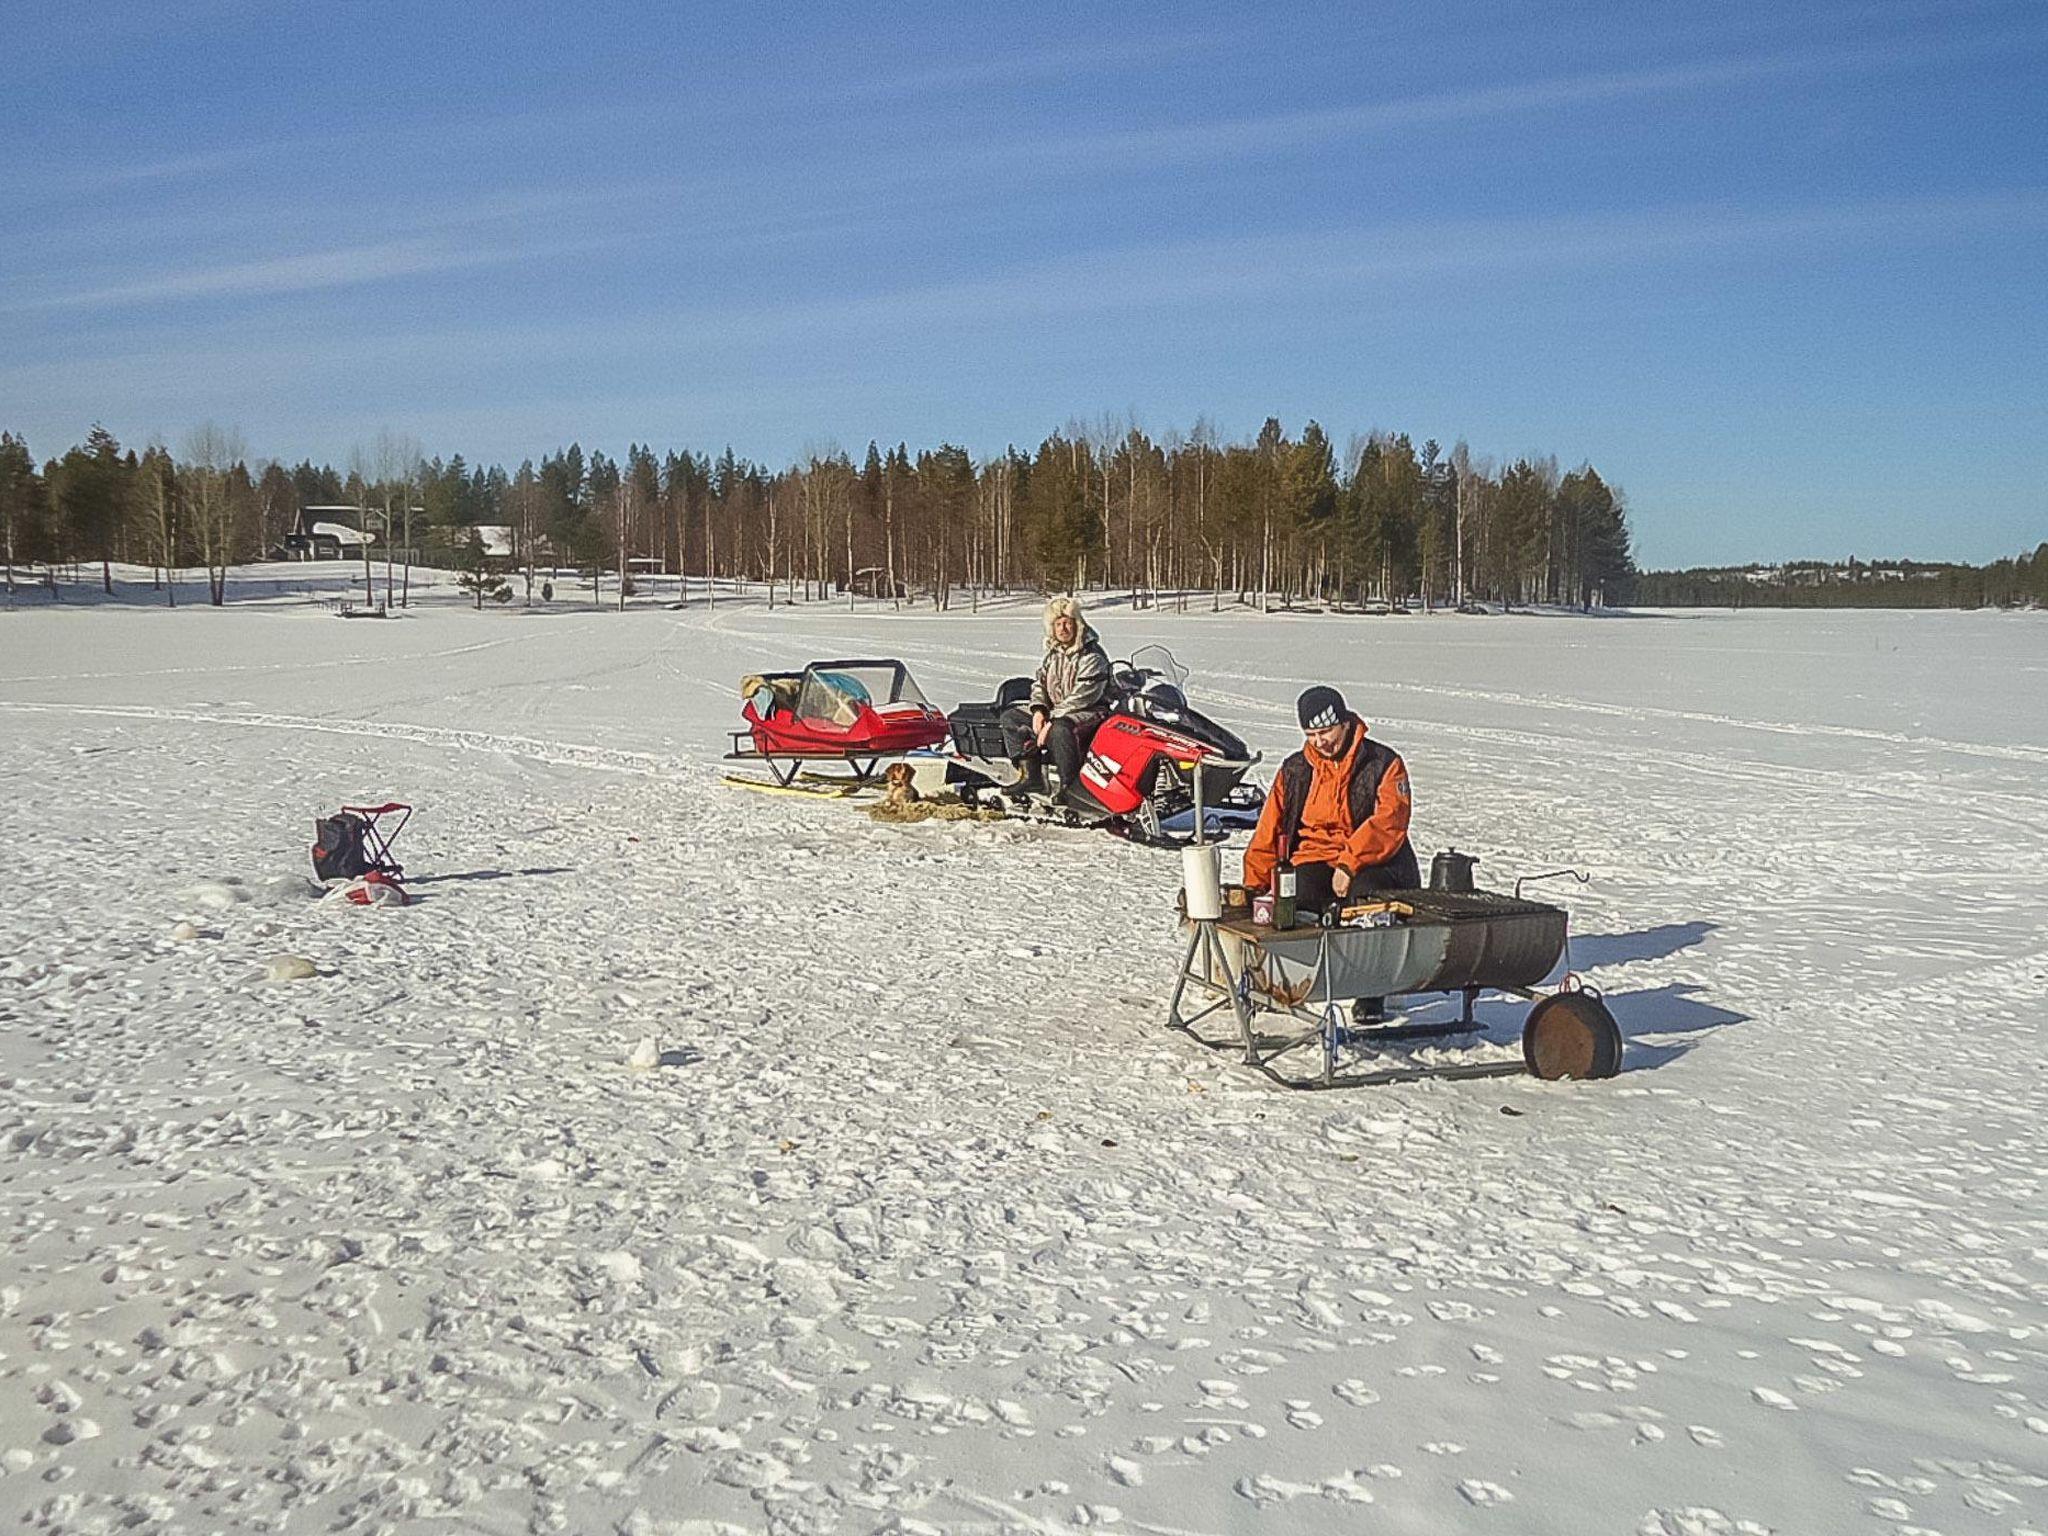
left=3, top=0, right=2043, bottom=566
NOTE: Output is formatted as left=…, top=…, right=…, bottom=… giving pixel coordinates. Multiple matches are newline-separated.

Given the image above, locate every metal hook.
left=1513, top=867, right=1591, bottom=900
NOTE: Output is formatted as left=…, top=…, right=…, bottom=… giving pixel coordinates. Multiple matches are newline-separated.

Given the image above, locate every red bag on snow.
left=341, top=869, right=408, bottom=907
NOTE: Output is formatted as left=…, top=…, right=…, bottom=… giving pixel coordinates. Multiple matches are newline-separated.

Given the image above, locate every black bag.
left=312, top=813, right=371, bottom=882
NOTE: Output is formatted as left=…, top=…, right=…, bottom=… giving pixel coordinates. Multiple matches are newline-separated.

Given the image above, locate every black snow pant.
left=1289, top=843, right=1421, bottom=1024
left=1044, top=711, right=1108, bottom=800
left=1290, top=841, right=1421, bottom=916
left=1004, top=706, right=1107, bottom=800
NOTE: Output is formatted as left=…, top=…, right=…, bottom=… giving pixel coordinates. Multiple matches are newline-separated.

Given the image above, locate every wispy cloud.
left=6, top=233, right=610, bottom=313
left=601, top=189, right=2048, bottom=343
left=924, top=22, right=2048, bottom=179
left=845, top=30, right=1235, bottom=100
left=17, top=187, right=2029, bottom=374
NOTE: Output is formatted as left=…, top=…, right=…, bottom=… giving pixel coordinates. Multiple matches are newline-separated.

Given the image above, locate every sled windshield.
left=735, top=658, right=949, bottom=762
left=795, top=662, right=931, bottom=725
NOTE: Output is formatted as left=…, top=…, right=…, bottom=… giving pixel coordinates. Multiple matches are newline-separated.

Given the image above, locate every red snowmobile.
left=944, top=646, right=1263, bottom=845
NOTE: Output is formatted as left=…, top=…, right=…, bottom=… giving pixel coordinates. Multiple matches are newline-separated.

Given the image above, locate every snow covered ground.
left=3, top=569, right=2045, bottom=1536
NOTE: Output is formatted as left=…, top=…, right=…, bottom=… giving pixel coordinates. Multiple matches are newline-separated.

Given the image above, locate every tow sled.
left=1168, top=856, right=1623, bottom=1088
left=945, top=646, right=1264, bottom=847
left=723, top=660, right=950, bottom=793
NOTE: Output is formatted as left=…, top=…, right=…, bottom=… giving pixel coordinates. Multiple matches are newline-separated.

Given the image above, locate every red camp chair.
left=312, top=802, right=412, bottom=903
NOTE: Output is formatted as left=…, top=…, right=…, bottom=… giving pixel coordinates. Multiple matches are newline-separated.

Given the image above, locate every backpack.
left=311, top=813, right=372, bottom=882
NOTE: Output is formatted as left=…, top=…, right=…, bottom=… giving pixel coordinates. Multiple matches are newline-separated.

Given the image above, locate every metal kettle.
left=1430, top=847, right=1478, bottom=893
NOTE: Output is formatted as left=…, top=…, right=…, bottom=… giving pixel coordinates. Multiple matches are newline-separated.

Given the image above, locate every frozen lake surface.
left=3, top=572, right=2044, bottom=1535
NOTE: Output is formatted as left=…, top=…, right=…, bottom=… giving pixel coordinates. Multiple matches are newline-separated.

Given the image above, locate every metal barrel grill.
left=1167, top=885, right=1623, bottom=1089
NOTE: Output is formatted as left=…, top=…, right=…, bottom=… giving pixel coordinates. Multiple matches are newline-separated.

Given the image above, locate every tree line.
left=1634, top=551, right=2048, bottom=610
left=0, top=417, right=1638, bottom=611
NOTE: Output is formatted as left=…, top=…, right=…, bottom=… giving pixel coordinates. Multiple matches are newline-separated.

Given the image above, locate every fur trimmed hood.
left=1042, top=595, right=1096, bottom=652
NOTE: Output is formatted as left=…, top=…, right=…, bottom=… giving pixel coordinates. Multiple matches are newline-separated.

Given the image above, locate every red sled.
left=726, top=660, right=948, bottom=787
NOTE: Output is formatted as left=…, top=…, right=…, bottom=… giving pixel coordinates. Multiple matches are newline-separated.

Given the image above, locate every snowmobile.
left=943, top=646, right=1264, bottom=845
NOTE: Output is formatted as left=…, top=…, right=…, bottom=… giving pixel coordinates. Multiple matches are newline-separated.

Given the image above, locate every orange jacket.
left=1243, top=720, right=1411, bottom=892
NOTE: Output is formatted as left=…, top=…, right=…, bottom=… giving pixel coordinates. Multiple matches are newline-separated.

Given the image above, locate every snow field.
left=2, top=584, right=2045, bottom=1535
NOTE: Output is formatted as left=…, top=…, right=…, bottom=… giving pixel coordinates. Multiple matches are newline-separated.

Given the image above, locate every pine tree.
left=256, top=462, right=297, bottom=557
left=508, top=460, right=540, bottom=602
left=139, top=445, right=179, bottom=605
left=1559, top=465, right=1634, bottom=606
left=540, top=446, right=589, bottom=589
left=0, top=433, right=47, bottom=594
left=1022, top=434, right=1100, bottom=589
left=457, top=529, right=511, bottom=608
left=53, top=425, right=127, bottom=594
left=587, top=451, right=620, bottom=608
left=1285, top=421, right=1339, bottom=601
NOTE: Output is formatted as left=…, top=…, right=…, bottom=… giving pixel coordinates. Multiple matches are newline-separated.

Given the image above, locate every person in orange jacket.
left=1242, top=685, right=1420, bottom=916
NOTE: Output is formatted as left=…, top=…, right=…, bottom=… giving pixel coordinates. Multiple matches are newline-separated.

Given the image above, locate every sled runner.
left=724, top=660, right=950, bottom=790
left=1167, top=880, right=1623, bottom=1088
left=946, top=646, right=1264, bottom=847
left=719, top=773, right=873, bottom=800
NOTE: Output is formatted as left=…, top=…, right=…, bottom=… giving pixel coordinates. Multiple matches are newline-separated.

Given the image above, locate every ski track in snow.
left=2, top=580, right=2046, bottom=1536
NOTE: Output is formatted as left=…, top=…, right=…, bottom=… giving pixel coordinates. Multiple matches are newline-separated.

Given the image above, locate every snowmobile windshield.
left=1125, top=645, right=1189, bottom=693
left=1116, top=646, right=1193, bottom=715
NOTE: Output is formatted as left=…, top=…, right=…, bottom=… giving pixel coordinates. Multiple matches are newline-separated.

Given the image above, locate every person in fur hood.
left=1013, top=595, right=1112, bottom=802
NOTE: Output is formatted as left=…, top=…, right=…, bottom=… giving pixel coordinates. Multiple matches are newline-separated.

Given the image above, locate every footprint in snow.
left=1234, top=1472, right=1316, bottom=1505
left=1638, top=1509, right=1776, bottom=1536
left=1750, top=1387, right=1797, bottom=1410
left=1320, top=1470, right=1376, bottom=1503
left=1333, top=1379, right=1381, bottom=1407
left=1458, top=1479, right=1514, bottom=1506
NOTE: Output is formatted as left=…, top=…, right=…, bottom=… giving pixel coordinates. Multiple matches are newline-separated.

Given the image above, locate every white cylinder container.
left=1181, top=842, right=1224, bottom=921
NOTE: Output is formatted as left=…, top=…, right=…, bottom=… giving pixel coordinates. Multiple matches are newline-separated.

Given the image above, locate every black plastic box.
left=949, top=704, right=1011, bottom=759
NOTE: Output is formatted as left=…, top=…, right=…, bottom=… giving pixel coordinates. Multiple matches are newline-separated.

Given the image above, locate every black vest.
left=1276, top=726, right=1410, bottom=869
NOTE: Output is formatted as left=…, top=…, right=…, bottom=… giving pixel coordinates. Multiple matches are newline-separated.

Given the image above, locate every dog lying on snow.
left=880, top=762, right=921, bottom=809
left=865, top=767, right=1003, bottom=825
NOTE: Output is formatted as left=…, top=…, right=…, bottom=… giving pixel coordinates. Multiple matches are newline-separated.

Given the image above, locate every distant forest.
left=0, top=419, right=1633, bottom=611
left=1636, top=552, right=2047, bottom=610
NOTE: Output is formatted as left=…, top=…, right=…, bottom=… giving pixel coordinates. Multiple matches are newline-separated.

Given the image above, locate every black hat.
left=1297, top=685, right=1346, bottom=731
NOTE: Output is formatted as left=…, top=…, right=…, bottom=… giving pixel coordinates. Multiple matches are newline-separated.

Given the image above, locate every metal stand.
left=1165, top=918, right=1256, bottom=1058
left=1168, top=922, right=1535, bottom=1090
left=1167, top=918, right=1346, bottom=1085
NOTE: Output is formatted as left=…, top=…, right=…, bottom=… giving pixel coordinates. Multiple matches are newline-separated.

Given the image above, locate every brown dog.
left=881, top=762, right=921, bottom=810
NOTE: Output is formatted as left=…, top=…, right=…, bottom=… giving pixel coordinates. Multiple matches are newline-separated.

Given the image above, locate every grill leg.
left=1166, top=924, right=1204, bottom=1030
left=1215, top=929, right=1257, bottom=1065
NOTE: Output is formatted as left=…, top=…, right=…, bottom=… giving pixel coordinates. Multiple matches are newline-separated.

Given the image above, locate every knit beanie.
left=1296, top=685, right=1347, bottom=731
